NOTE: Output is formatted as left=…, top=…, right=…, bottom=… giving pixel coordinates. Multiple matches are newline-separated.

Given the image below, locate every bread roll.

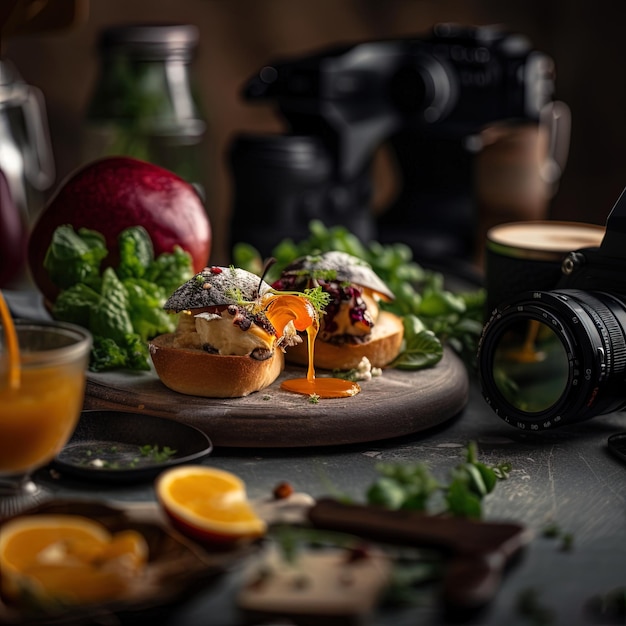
left=285, top=311, right=404, bottom=371
left=149, top=333, right=284, bottom=398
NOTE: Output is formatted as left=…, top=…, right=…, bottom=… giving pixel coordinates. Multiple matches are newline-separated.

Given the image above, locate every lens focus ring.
left=561, top=290, right=626, bottom=377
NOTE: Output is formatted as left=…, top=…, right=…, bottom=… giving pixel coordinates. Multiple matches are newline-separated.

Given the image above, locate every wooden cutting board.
left=83, top=348, right=469, bottom=448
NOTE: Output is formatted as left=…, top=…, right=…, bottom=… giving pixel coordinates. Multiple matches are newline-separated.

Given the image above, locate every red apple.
left=28, top=157, right=211, bottom=301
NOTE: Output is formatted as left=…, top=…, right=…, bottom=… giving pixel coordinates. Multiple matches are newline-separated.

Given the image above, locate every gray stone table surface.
left=35, top=380, right=626, bottom=626
left=6, top=287, right=626, bottom=625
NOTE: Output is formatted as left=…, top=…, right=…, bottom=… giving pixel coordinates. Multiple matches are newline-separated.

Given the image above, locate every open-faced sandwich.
left=149, top=265, right=317, bottom=397
left=272, top=251, right=404, bottom=370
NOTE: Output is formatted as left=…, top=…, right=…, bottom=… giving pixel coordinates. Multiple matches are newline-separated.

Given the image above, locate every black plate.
left=53, top=410, right=213, bottom=483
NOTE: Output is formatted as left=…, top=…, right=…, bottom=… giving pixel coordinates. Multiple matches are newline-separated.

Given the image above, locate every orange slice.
left=0, top=514, right=148, bottom=607
left=156, top=465, right=266, bottom=545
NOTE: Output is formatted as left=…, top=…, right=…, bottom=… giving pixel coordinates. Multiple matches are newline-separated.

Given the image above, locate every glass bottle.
left=82, top=23, right=207, bottom=195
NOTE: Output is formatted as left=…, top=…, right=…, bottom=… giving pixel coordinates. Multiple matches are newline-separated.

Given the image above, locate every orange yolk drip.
left=264, top=293, right=360, bottom=399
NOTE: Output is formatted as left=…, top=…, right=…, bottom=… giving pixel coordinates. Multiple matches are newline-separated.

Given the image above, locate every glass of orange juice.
left=0, top=319, right=92, bottom=518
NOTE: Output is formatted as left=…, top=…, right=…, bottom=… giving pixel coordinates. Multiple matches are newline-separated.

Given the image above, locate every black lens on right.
left=478, top=289, right=626, bottom=431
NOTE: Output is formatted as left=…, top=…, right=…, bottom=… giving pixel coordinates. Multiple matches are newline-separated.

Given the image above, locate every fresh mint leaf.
left=391, top=317, right=443, bottom=370
left=366, top=476, right=407, bottom=510
left=122, top=333, right=151, bottom=371
left=44, top=224, right=194, bottom=372
left=445, top=478, right=483, bottom=518
left=52, top=282, right=100, bottom=328
left=417, top=289, right=466, bottom=317
left=43, top=225, right=107, bottom=290
left=90, top=267, right=134, bottom=343
left=123, top=278, right=175, bottom=341
left=89, top=333, right=150, bottom=372
left=117, top=226, right=154, bottom=280
left=90, top=336, right=128, bottom=371
left=144, top=245, right=194, bottom=294
left=365, top=442, right=511, bottom=519
left=367, top=463, right=441, bottom=512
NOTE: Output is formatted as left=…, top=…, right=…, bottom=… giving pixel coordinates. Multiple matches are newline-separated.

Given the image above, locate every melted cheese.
left=170, top=310, right=275, bottom=355
left=194, top=311, right=275, bottom=356
left=172, top=312, right=203, bottom=349
left=171, top=292, right=317, bottom=357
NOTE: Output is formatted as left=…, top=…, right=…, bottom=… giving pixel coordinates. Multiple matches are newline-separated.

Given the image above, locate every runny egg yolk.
left=262, top=293, right=360, bottom=399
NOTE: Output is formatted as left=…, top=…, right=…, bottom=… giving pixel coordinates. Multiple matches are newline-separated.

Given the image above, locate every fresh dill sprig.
left=303, top=286, right=331, bottom=314
left=263, top=286, right=330, bottom=316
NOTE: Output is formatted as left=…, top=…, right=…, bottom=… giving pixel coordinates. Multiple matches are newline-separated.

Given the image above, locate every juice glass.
left=0, top=320, right=92, bottom=518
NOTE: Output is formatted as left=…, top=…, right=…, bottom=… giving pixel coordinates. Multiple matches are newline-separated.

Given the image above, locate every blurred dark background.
left=2, top=0, right=624, bottom=266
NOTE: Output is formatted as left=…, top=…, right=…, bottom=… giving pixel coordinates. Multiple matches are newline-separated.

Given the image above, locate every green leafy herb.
left=390, top=315, right=443, bottom=370
left=233, top=220, right=485, bottom=372
left=542, top=522, right=574, bottom=551
left=46, top=225, right=193, bottom=372
left=43, top=225, right=108, bottom=291
left=89, top=267, right=134, bottom=344
left=365, top=442, right=510, bottom=519
left=52, top=282, right=101, bottom=328
left=71, top=443, right=178, bottom=469
left=117, top=226, right=154, bottom=280
left=139, top=444, right=177, bottom=462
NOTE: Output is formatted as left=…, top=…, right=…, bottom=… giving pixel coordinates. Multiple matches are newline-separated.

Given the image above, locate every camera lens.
left=478, top=289, right=626, bottom=430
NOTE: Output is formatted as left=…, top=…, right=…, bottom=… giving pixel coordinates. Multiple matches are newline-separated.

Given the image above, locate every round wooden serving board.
left=83, top=348, right=469, bottom=448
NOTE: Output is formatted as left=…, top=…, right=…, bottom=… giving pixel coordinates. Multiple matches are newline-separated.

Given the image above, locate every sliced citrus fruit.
left=156, top=465, right=267, bottom=545
left=0, top=514, right=148, bottom=607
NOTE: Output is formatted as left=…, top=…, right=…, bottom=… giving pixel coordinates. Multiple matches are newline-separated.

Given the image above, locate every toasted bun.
left=285, top=311, right=404, bottom=371
left=164, top=266, right=271, bottom=312
left=278, top=251, right=394, bottom=300
left=149, top=333, right=284, bottom=398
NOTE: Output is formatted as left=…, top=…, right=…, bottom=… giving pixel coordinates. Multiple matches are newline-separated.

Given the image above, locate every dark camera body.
left=478, top=189, right=626, bottom=431
left=229, top=23, right=555, bottom=262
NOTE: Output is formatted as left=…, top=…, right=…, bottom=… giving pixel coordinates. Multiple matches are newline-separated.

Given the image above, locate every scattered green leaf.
left=45, top=225, right=194, bottom=371
left=139, top=444, right=177, bottom=462
left=365, top=442, right=510, bottom=519
left=542, top=522, right=574, bottom=551
left=233, top=220, right=485, bottom=372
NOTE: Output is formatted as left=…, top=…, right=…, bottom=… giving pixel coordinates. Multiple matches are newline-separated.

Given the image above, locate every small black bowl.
left=53, top=410, right=213, bottom=483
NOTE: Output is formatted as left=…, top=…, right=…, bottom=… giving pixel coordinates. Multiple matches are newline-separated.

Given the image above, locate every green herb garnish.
left=365, top=442, right=510, bottom=519
left=45, top=224, right=193, bottom=372
left=302, top=286, right=331, bottom=315
left=139, top=444, right=177, bottom=462
left=542, top=522, right=574, bottom=551
left=233, top=220, right=485, bottom=372
left=72, top=443, right=178, bottom=469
